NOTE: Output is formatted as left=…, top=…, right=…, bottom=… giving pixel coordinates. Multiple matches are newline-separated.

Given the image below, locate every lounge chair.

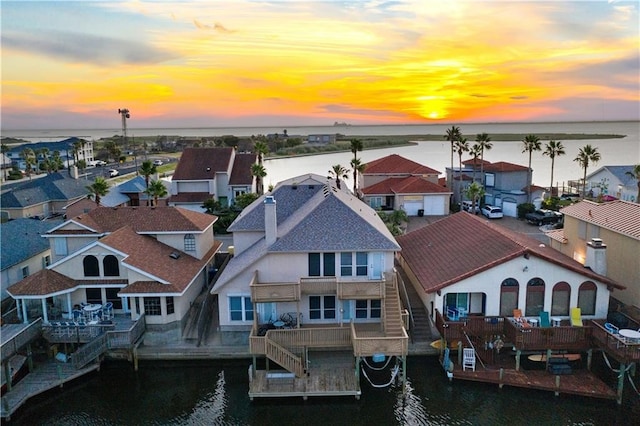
left=539, top=311, right=551, bottom=328
left=570, top=307, right=583, bottom=327
left=463, top=348, right=476, bottom=371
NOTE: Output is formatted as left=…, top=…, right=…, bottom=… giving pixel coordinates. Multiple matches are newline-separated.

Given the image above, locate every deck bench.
left=266, top=371, right=295, bottom=387
left=547, top=358, right=572, bottom=375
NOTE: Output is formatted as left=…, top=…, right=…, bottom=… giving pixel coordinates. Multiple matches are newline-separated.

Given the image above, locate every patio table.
left=83, top=304, right=102, bottom=320
left=619, top=329, right=640, bottom=344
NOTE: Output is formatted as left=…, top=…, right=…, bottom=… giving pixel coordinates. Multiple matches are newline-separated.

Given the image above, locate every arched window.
left=500, top=278, right=519, bottom=317
left=551, top=282, right=570, bottom=316
left=525, top=277, right=545, bottom=316
left=578, top=281, right=597, bottom=316
left=184, top=234, right=196, bottom=252
left=83, top=255, right=99, bottom=277
left=103, top=255, right=120, bottom=277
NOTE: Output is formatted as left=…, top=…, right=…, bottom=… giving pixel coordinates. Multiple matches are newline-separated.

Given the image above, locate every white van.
left=461, top=200, right=480, bottom=213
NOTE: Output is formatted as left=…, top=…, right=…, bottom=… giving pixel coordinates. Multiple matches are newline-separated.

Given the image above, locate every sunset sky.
left=1, top=0, right=638, bottom=130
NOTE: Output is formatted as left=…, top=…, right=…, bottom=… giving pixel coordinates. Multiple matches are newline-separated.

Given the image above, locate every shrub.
left=517, top=203, right=535, bottom=219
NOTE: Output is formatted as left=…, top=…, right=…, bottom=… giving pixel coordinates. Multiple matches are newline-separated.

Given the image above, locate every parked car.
left=460, top=200, right=480, bottom=214
left=560, top=193, right=580, bottom=201
left=525, top=209, right=562, bottom=226
left=108, top=169, right=119, bottom=178
left=153, top=159, right=163, bottom=166
left=481, top=205, right=503, bottom=219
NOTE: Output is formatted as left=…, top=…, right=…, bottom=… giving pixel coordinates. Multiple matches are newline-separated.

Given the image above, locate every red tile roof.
left=561, top=200, right=640, bottom=240
left=8, top=269, right=76, bottom=297
left=172, top=147, right=234, bottom=180
left=546, top=229, right=568, bottom=244
left=100, top=226, right=221, bottom=294
left=362, top=176, right=451, bottom=195
left=483, top=161, right=528, bottom=172
left=363, top=154, right=440, bottom=175
left=229, top=153, right=257, bottom=185
left=462, top=158, right=492, bottom=167
left=168, top=192, right=211, bottom=204
left=49, top=206, right=216, bottom=235
left=396, top=212, right=622, bottom=293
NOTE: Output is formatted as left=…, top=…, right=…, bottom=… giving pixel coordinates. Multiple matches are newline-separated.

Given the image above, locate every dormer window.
left=184, top=234, right=196, bottom=252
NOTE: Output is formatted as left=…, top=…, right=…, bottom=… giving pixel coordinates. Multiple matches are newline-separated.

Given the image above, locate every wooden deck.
left=451, top=364, right=617, bottom=400
left=248, top=351, right=361, bottom=400
left=0, top=359, right=101, bottom=420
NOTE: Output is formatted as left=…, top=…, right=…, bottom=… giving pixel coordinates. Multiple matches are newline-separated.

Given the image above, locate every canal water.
left=8, top=356, right=639, bottom=425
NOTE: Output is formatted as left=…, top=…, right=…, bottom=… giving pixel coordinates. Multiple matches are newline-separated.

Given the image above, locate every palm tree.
left=350, top=157, right=366, bottom=196
left=253, top=140, right=269, bottom=166
left=469, top=143, right=482, bottom=183
left=625, top=164, right=640, bottom=203
left=139, top=160, right=157, bottom=202
left=86, top=177, right=110, bottom=205
left=464, top=181, right=486, bottom=214
left=475, top=133, right=493, bottom=177
left=522, top=134, right=542, bottom=203
left=251, top=163, right=267, bottom=195
left=454, top=137, right=470, bottom=203
left=51, top=151, right=64, bottom=172
left=542, top=140, right=566, bottom=198
left=444, top=126, right=461, bottom=188
left=328, top=164, right=349, bottom=190
left=145, top=179, right=168, bottom=207
left=350, top=138, right=364, bottom=194
left=20, top=148, right=36, bottom=180
left=1, top=144, right=9, bottom=180
left=574, top=145, right=601, bottom=198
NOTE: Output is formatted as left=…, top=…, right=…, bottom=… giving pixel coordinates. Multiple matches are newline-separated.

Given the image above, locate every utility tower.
left=118, top=108, right=130, bottom=149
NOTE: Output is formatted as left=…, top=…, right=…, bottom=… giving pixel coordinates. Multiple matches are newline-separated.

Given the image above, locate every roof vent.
left=169, top=251, right=181, bottom=259
left=591, top=238, right=603, bottom=247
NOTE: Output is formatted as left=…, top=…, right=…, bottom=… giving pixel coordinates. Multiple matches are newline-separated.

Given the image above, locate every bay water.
left=8, top=356, right=638, bottom=425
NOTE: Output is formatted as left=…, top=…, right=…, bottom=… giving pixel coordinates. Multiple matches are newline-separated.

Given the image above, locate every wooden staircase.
left=264, top=336, right=306, bottom=377
left=384, top=279, right=406, bottom=337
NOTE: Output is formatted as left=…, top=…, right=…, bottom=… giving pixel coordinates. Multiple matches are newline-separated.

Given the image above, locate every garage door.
left=502, top=201, right=517, bottom=217
left=404, top=202, right=422, bottom=216
left=423, top=196, right=446, bottom=215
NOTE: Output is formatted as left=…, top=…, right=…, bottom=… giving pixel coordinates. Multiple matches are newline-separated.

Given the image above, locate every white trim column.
left=41, top=299, right=49, bottom=324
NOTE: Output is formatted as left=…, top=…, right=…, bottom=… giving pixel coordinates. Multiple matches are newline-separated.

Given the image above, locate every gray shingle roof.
left=0, top=173, right=88, bottom=208
left=1, top=218, right=62, bottom=270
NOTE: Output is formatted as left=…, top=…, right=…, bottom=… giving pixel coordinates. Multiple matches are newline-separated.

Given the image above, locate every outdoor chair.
left=102, top=302, right=113, bottom=320
left=539, top=311, right=551, bottom=328
left=570, top=307, right=583, bottom=327
left=463, top=348, right=476, bottom=371
left=604, top=322, right=619, bottom=334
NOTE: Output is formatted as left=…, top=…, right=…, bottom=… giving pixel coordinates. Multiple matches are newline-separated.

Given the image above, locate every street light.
left=118, top=108, right=130, bottom=150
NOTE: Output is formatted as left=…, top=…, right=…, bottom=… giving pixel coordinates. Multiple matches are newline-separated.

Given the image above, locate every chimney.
left=264, top=196, right=277, bottom=246
left=585, top=238, right=606, bottom=276
left=70, top=165, right=79, bottom=179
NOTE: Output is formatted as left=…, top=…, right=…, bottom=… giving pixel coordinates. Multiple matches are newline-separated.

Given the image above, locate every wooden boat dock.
left=248, top=351, right=361, bottom=400
left=0, top=359, right=101, bottom=420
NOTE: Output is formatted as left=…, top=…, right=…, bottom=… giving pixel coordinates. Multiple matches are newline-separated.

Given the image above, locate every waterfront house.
left=547, top=200, right=640, bottom=309
left=168, top=147, right=256, bottom=211
left=359, top=154, right=450, bottom=216
left=584, top=165, right=638, bottom=202
left=1, top=218, right=62, bottom=302
left=7, top=206, right=220, bottom=344
left=6, top=138, right=93, bottom=172
left=447, top=160, right=545, bottom=216
left=211, top=173, right=408, bottom=396
left=396, top=212, right=623, bottom=322
left=0, top=172, right=88, bottom=221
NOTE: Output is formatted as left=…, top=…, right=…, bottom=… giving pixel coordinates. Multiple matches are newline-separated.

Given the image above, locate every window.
left=369, top=197, right=383, bottom=209
left=229, top=296, right=253, bottom=321
left=485, top=173, right=495, bottom=187
left=103, top=255, right=120, bottom=276
left=166, top=296, right=175, bottom=315
left=309, top=295, right=336, bottom=320
left=525, top=278, right=545, bottom=316
left=83, top=255, right=100, bottom=276
left=500, top=278, right=519, bottom=317
left=589, top=225, right=600, bottom=240
left=308, top=253, right=335, bottom=277
left=54, top=238, right=67, bottom=256
left=86, top=288, right=102, bottom=305
left=578, top=221, right=587, bottom=240
left=551, top=282, right=570, bottom=316
left=578, top=281, right=597, bottom=316
left=21, top=266, right=29, bottom=279
left=144, top=297, right=161, bottom=316
left=356, top=252, right=368, bottom=276
left=105, top=288, right=122, bottom=309
left=356, top=299, right=381, bottom=319
left=340, top=253, right=353, bottom=276
left=184, top=234, right=196, bottom=252
left=42, top=255, right=51, bottom=268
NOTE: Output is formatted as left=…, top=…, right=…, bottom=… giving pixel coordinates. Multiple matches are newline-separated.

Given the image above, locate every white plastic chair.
left=463, top=348, right=476, bottom=371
